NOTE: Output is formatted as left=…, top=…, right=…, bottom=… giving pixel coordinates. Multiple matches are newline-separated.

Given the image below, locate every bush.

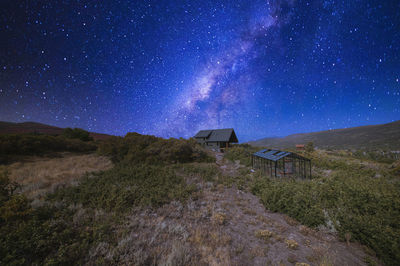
left=0, top=172, right=95, bottom=264
left=251, top=171, right=400, bottom=265
left=97, top=133, right=214, bottom=164
left=63, top=128, right=93, bottom=141
left=0, top=133, right=210, bottom=264
left=0, top=134, right=96, bottom=163
left=48, top=164, right=196, bottom=212
left=305, top=142, right=314, bottom=153
left=224, top=145, right=259, bottom=167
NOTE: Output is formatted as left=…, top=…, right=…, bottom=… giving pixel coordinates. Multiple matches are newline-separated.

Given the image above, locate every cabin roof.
left=194, top=130, right=213, bottom=138
left=194, top=128, right=238, bottom=143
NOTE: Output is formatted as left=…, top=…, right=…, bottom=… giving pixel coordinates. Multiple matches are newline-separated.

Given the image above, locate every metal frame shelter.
left=252, top=149, right=311, bottom=179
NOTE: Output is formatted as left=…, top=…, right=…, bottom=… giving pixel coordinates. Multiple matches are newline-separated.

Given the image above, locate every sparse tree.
left=305, top=141, right=314, bottom=153
left=63, top=128, right=93, bottom=141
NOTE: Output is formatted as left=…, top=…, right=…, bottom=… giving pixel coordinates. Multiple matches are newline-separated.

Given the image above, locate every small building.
left=194, top=128, right=238, bottom=152
left=296, top=144, right=305, bottom=151
left=252, top=149, right=311, bottom=179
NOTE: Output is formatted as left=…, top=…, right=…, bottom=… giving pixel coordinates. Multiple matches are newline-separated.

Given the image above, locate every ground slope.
left=0, top=121, right=112, bottom=140
left=248, top=120, right=400, bottom=150
left=91, top=154, right=375, bottom=265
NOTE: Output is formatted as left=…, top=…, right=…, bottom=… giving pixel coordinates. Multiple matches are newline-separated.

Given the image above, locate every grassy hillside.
left=1, top=131, right=397, bottom=265
left=0, top=133, right=98, bottom=164
left=249, top=120, right=400, bottom=150
left=0, top=121, right=112, bottom=140
left=225, top=145, right=400, bottom=265
left=0, top=132, right=214, bottom=265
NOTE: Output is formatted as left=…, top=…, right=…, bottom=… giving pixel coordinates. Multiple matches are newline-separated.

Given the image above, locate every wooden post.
left=270, top=160, right=272, bottom=177
left=263, top=159, right=265, bottom=174
left=283, top=159, right=285, bottom=177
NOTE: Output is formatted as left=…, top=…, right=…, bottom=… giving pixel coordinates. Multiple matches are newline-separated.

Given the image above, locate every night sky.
left=1, top=1, right=399, bottom=142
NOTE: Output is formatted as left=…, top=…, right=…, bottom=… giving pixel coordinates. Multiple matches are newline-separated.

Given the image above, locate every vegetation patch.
left=224, top=144, right=259, bottom=167
left=97, top=133, right=214, bottom=164
left=0, top=172, right=118, bottom=265
left=62, top=127, right=94, bottom=141
left=255, top=229, right=273, bottom=241
left=0, top=133, right=211, bottom=264
left=4, top=154, right=112, bottom=199
left=251, top=171, right=400, bottom=265
left=179, top=163, right=220, bottom=182
left=0, top=133, right=96, bottom=163
left=285, top=239, right=299, bottom=250
left=48, top=164, right=196, bottom=212
left=212, top=212, right=227, bottom=225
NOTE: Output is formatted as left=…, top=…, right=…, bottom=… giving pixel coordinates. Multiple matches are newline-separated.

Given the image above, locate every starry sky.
left=0, top=0, right=399, bottom=142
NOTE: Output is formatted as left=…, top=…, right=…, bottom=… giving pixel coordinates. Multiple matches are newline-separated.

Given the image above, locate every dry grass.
left=212, top=212, right=227, bottom=225
left=256, top=215, right=272, bottom=225
left=299, top=225, right=314, bottom=236
left=250, top=246, right=268, bottom=258
left=283, top=215, right=299, bottom=226
left=4, top=153, right=112, bottom=198
left=255, top=229, right=273, bottom=241
left=306, top=244, right=335, bottom=265
left=242, top=207, right=257, bottom=216
left=285, top=239, right=299, bottom=250
left=190, top=226, right=232, bottom=265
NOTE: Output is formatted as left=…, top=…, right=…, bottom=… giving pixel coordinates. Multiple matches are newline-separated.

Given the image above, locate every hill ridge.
left=0, top=121, right=112, bottom=140
left=248, top=120, right=400, bottom=150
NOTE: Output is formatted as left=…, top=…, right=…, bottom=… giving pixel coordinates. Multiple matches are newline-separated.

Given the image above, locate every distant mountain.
left=0, top=121, right=112, bottom=140
left=248, top=120, right=400, bottom=150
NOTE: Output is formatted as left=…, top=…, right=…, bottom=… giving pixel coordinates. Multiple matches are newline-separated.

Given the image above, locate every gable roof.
left=194, top=128, right=238, bottom=143
left=194, top=130, right=212, bottom=138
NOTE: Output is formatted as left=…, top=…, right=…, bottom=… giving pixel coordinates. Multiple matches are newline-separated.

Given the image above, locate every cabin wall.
left=195, top=137, right=206, bottom=145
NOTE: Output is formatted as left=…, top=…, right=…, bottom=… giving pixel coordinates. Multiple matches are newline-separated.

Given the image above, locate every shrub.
left=0, top=173, right=88, bottom=264
left=255, top=229, right=273, bottom=241
left=0, top=133, right=209, bottom=264
left=0, top=134, right=96, bottom=163
left=224, top=145, right=259, bottom=167
left=63, top=128, right=93, bottom=141
left=285, top=239, right=299, bottom=250
left=97, top=133, right=214, bottom=164
left=305, top=142, right=314, bottom=153
left=48, top=164, right=196, bottom=212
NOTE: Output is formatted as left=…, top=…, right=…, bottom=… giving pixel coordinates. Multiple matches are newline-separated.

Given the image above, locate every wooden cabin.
left=194, top=128, right=238, bottom=152
left=296, top=144, right=305, bottom=151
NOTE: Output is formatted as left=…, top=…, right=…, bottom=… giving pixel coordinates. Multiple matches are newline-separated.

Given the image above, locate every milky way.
left=157, top=0, right=296, bottom=138
left=0, top=0, right=399, bottom=141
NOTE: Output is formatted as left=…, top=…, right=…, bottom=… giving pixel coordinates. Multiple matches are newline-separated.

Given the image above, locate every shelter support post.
left=283, top=159, right=285, bottom=177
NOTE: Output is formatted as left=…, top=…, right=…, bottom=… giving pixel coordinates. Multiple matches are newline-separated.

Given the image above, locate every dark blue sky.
left=0, top=0, right=399, bottom=142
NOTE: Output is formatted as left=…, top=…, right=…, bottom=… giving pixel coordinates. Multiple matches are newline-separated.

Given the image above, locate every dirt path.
left=215, top=152, right=241, bottom=176
left=99, top=154, right=374, bottom=265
